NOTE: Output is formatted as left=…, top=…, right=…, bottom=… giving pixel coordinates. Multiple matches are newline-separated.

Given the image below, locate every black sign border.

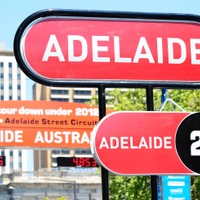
left=14, top=9, right=200, bottom=88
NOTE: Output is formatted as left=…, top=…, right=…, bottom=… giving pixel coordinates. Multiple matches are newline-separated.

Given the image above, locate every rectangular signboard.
left=162, top=176, right=191, bottom=200
left=0, top=100, right=109, bottom=148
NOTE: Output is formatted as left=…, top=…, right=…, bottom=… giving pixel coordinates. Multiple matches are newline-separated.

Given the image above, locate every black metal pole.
left=98, top=84, right=109, bottom=200
left=146, top=86, right=158, bottom=200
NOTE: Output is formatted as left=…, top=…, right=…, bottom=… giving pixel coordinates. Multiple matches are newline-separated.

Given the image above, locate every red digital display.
left=57, top=157, right=98, bottom=167
left=0, top=156, right=6, bottom=166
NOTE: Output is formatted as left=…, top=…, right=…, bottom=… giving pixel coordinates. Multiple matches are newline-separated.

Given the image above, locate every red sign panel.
left=91, top=111, right=198, bottom=175
left=15, top=11, right=200, bottom=83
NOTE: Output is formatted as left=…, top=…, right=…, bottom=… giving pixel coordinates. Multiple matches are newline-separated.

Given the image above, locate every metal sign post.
left=98, top=85, right=109, bottom=200
left=146, top=87, right=157, bottom=200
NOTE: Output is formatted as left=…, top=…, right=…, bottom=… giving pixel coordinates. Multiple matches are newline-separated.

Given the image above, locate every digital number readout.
left=57, top=157, right=98, bottom=167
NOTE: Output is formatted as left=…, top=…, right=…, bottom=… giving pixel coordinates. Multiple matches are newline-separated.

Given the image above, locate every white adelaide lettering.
left=68, top=35, right=88, bottom=62
left=168, top=38, right=186, bottom=64
left=42, top=34, right=65, bottom=62
left=41, top=34, right=200, bottom=65
left=190, top=39, right=200, bottom=64
left=34, top=131, right=90, bottom=144
left=92, top=36, right=110, bottom=62
left=99, top=136, right=172, bottom=149
left=133, top=37, right=155, bottom=63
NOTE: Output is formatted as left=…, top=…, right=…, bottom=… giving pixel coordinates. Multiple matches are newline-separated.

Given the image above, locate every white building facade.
left=0, top=50, right=33, bottom=173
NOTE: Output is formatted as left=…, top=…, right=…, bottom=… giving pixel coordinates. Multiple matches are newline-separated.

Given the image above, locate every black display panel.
left=57, top=157, right=98, bottom=167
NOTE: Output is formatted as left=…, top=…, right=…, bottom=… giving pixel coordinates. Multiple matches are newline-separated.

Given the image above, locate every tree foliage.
left=102, top=88, right=200, bottom=199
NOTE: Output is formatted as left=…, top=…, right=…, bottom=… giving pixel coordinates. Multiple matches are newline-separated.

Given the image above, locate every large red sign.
left=14, top=11, right=200, bottom=83
left=91, top=111, right=199, bottom=175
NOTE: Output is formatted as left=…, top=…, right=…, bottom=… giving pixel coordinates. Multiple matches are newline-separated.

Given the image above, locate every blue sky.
left=1, top=0, right=200, bottom=99
left=1, top=0, right=200, bottom=50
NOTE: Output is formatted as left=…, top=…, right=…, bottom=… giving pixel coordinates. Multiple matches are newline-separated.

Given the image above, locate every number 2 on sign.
left=191, top=130, right=200, bottom=156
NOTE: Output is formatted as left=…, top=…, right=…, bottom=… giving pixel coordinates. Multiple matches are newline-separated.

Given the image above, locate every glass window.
left=50, top=98, right=69, bottom=102
left=51, top=90, right=69, bottom=95
left=19, top=162, right=22, bottom=169
left=74, top=99, right=90, bottom=103
left=0, top=62, right=3, bottom=67
left=10, top=162, right=13, bottom=169
left=61, top=149, right=70, bottom=154
left=74, top=90, right=91, bottom=95
left=8, top=62, right=12, bottom=68
left=75, top=149, right=91, bottom=154
left=18, top=151, right=22, bottom=157
left=52, top=150, right=60, bottom=154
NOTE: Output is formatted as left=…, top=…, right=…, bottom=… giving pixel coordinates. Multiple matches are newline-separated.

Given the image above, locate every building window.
left=0, top=95, right=3, bottom=100
left=0, top=62, right=3, bottom=67
left=9, top=96, right=12, bottom=100
left=50, top=98, right=69, bottom=102
left=74, top=99, right=90, bottom=103
left=18, top=151, right=22, bottom=157
left=51, top=90, right=69, bottom=95
left=19, top=162, right=22, bottom=169
left=74, top=90, right=91, bottom=95
left=10, top=151, right=13, bottom=157
left=0, top=84, right=3, bottom=90
left=8, top=62, right=12, bottom=68
left=52, top=150, right=60, bottom=154
left=9, top=84, right=12, bottom=90
left=75, top=149, right=91, bottom=154
left=9, top=73, right=12, bottom=79
left=0, top=73, right=3, bottom=78
left=10, top=162, right=13, bottom=169
left=61, top=149, right=70, bottom=154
